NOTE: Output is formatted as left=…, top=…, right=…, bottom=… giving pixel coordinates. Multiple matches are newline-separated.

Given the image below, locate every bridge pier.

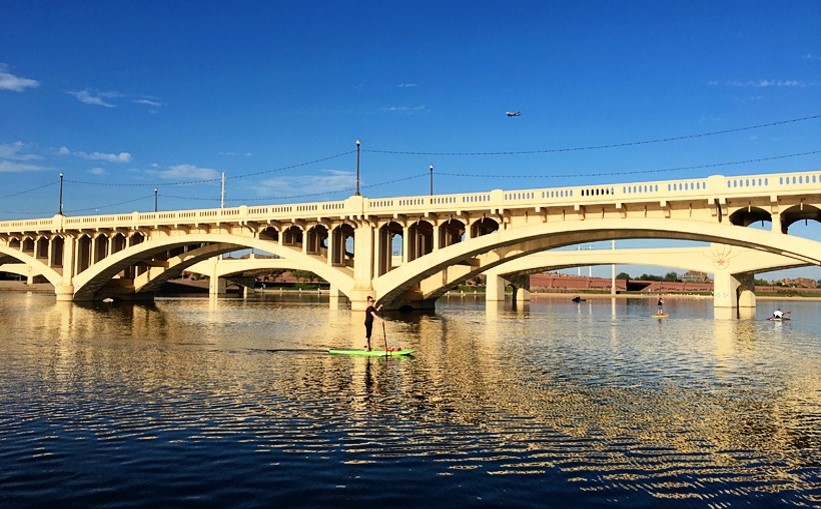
left=508, top=275, right=531, bottom=304
left=735, top=273, right=756, bottom=310
left=55, top=285, right=75, bottom=302
left=712, top=271, right=756, bottom=316
left=208, top=276, right=227, bottom=296
left=485, top=274, right=506, bottom=302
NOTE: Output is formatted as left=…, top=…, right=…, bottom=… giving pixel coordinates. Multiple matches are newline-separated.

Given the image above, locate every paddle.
left=382, top=321, right=388, bottom=355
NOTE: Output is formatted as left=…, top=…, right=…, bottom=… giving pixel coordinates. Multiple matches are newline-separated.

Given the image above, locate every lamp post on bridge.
left=355, top=139, right=361, bottom=196
left=154, top=186, right=158, bottom=212
left=429, top=164, right=434, bottom=195
left=57, top=172, right=63, bottom=215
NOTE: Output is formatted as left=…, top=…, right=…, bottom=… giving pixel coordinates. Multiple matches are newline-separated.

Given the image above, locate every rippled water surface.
left=0, top=293, right=819, bottom=508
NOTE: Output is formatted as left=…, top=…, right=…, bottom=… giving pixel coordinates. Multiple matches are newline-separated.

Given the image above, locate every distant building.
left=681, top=270, right=709, bottom=283
left=777, top=277, right=816, bottom=289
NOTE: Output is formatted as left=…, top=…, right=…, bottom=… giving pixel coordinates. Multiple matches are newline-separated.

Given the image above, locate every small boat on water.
left=767, top=310, right=792, bottom=321
left=571, top=296, right=586, bottom=303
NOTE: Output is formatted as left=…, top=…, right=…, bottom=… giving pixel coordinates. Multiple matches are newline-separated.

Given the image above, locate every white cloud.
left=132, top=97, right=162, bottom=107
left=87, top=151, right=132, bottom=163
left=0, top=64, right=39, bottom=92
left=379, top=105, right=427, bottom=114
left=150, top=164, right=220, bottom=180
left=397, top=83, right=419, bottom=88
left=727, top=79, right=809, bottom=88
left=218, top=151, right=253, bottom=157
left=58, top=146, right=132, bottom=163
left=258, top=170, right=355, bottom=197
left=0, top=160, right=47, bottom=173
left=0, top=141, right=40, bottom=160
left=88, top=167, right=107, bottom=175
left=67, top=89, right=162, bottom=111
left=67, top=89, right=120, bottom=107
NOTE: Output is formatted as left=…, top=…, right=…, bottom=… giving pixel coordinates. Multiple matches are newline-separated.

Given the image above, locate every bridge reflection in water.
left=0, top=293, right=817, bottom=507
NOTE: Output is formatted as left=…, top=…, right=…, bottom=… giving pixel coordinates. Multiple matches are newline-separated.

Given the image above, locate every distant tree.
left=754, top=278, right=770, bottom=286
left=264, top=270, right=286, bottom=280
left=291, top=270, right=317, bottom=284
left=639, top=273, right=663, bottom=281
left=616, top=272, right=631, bottom=280
left=664, top=271, right=679, bottom=282
left=817, top=279, right=821, bottom=289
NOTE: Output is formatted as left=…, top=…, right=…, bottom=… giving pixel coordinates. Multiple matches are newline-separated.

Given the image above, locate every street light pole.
left=355, top=139, right=361, bottom=196
left=429, top=164, right=434, bottom=195
left=58, top=172, right=64, bottom=215
left=154, top=186, right=158, bottom=212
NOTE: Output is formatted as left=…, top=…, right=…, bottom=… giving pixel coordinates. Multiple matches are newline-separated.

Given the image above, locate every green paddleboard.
left=328, top=348, right=414, bottom=357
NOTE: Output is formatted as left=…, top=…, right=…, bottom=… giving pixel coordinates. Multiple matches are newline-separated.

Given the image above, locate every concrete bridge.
left=1, top=170, right=819, bottom=312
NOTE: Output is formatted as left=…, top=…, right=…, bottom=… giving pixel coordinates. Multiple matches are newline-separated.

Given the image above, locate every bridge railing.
left=1, top=170, right=819, bottom=233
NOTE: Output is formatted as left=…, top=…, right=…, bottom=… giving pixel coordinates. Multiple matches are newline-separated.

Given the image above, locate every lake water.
left=0, top=292, right=818, bottom=508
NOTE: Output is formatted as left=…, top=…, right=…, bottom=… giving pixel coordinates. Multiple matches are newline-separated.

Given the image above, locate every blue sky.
left=1, top=1, right=820, bottom=280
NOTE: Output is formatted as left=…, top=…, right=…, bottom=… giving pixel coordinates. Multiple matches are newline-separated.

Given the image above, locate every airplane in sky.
left=505, top=111, right=521, bottom=117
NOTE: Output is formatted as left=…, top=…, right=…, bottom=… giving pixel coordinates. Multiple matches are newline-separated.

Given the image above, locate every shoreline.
left=1, top=281, right=819, bottom=301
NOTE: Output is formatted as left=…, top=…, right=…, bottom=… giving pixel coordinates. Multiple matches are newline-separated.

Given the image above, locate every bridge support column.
left=736, top=273, right=756, bottom=311
left=509, top=275, right=530, bottom=303
left=208, top=262, right=226, bottom=296
left=55, top=235, right=76, bottom=301
left=209, top=277, right=227, bottom=295
left=713, top=271, right=739, bottom=309
left=329, top=285, right=341, bottom=299
left=350, top=214, right=376, bottom=311
left=485, top=275, right=506, bottom=302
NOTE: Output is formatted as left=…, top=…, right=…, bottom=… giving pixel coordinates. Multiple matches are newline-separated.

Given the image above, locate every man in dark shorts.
left=364, top=296, right=383, bottom=351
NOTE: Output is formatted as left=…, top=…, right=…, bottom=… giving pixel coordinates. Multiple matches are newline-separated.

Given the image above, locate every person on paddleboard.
left=657, top=296, right=664, bottom=315
left=364, top=296, right=383, bottom=351
left=772, top=308, right=783, bottom=319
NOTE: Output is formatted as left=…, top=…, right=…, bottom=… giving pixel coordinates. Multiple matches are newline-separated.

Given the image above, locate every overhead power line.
left=63, top=150, right=355, bottom=188
left=0, top=180, right=57, bottom=199
left=435, top=150, right=821, bottom=179
left=364, top=114, right=821, bottom=156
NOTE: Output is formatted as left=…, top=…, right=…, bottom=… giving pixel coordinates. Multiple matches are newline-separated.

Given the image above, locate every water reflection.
left=0, top=293, right=818, bottom=508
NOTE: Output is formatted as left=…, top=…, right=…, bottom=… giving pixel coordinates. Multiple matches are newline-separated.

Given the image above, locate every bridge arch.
left=0, top=245, right=63, bottom=286
left=471, top=217, right=499, bottom=237
left=282, top=225, right=303, bottom=247
left=305, top=224, right=328, bottom=256
left=729, top=206, right=771, bottom=228
left=439, top=218, right=465, bottom=247
left=70, top=233, right=356, bottom=301
left=260, top=226, right=279, bottom=242
left=330, top=222, right=355, bottom=267
left=373, top=217, right=821, bottom=310
left=408, top=219, right=434, bottom=261
left=781, top=204, right=821, bottom=232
